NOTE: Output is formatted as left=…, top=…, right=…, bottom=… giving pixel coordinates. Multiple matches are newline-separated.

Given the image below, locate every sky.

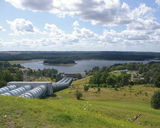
left=0, top=0, right=160, bottom=52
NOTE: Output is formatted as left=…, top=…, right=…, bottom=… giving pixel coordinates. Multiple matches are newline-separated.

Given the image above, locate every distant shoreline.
left=43, top=62, right=76, bottom=66
left=1, top=59, right=43, bottom=64
left=1, top=59, right=160, bottom=65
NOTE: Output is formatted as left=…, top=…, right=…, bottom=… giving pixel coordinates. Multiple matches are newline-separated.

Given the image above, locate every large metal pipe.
left=56, top=77, right=67, bottom=84
left=0, top=77, right=73, bottom=98
left=60, top=78, right=70, bottom=84
left=2, top=85, right=32, bottom=96
left=20, top=85, right=47, bottom=98
left=0, top=85, right=17, bottom=94
left=52, top=77, right=73, bottom=92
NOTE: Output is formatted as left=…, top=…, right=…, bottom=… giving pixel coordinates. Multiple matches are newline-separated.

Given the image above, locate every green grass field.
left=0, top=77, right=160, bottom=128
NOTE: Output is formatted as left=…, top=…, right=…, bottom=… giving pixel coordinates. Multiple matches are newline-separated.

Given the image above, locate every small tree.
left=75, top=90, right=83, bottom=100
left=96, top=87, right=101, bottom=93
left=151, top=91, right=160, bottom=109
left=0, top=80, right=6, bottom=88
left=154, top=76, right=160, bottom=88
left=114, top=85, right=118, bottom=91
left=84, top=85, right=89, bottom=92
left=106, top=75, right=116, bottom=87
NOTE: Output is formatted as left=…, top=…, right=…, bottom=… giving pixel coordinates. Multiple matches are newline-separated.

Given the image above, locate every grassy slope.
left=0, top=77, right=160, bottom=128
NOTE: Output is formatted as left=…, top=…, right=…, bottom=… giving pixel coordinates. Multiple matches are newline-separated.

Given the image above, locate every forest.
left=44, top=58, right=76, bottom=65
left=0, top=62, right=23, bottom=87
left=0, top=51, right=160, bottom=61
left=88, top=62, right=160, bottom=88
left=0, top=62, right=59, bottom=87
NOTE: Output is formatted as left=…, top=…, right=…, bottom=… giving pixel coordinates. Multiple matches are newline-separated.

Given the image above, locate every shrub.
left=84, top=85, right=89, bottom=92
left=97, top=88, right=101, bottom=93
left=75, top=90, right=83, bottom=100
left=114, top=85, right=119, bottom=91
left=0, top=80, right=6, bottom=88
left=130, top=81, right=134, bottom=86
left=154, top=77, right=160, bottom=88
left=151, top=91, right=160, bottom=109
left=145, top=92, right=148, bottom=96
left=129, top=85, right=132, bottom=89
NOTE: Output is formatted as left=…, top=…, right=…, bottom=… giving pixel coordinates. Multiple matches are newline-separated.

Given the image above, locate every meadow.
left=0, top=77, right=160, bottom=128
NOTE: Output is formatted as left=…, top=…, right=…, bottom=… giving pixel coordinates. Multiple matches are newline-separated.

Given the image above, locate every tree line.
left=0, top=51, right=160, bottom=61
left=88, top=62, right=160, bottom=88
left=44, top=58, right=75, bottom=65
left=0, top=62, right=23, bottom=87
left=0, top=62, right=60, bottom=87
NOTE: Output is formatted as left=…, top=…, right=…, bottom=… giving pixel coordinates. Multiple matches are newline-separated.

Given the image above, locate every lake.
left=20, top=60, right=157, bottom=75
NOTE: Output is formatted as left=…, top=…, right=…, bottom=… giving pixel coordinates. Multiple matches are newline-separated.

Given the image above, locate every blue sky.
left=0, top=0, right=160, bottom=51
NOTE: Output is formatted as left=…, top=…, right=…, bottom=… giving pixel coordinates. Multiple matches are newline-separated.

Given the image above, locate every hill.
left=0, top=77, right=160, bottom=128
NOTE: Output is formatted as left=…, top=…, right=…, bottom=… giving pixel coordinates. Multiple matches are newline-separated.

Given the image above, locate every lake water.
left=20, top=60, right=157, bottom=75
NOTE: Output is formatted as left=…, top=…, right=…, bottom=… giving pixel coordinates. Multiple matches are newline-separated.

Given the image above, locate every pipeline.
left=0, top=77, right=73, bottom=98
left=0, top=85, right=17, bottom=94
left=20, top=85, right=47, bottom=98
left=2, top=85, right=32, bottom=96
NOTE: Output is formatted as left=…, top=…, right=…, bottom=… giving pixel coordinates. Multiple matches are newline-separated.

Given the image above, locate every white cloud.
left=5, top=0, right=158, bottom=27
left=127, top=19, right=160, bottom=31
left=130, top=4, right=153, bottom=20
left=155, top=0, right=160, bottom=5
left=71, top=22, right=98, bottom=41
left=0, top=26, right=5, bottom=31
left=5, top=0, right=54, bottom=11
left=67, top=0, right=131, bottom=26
left=2, top=0, right=160, bottom=51
left=72, top=21, right=80, bottom=28
left=44, top=23, right=63, bottom=35
left=43, top=22, right=99, bottom=45
left=1, top=19, right=160, bottom=51
left=44, top=23, right=67, bottom=42
left=4, top=0, right=132, bottom=26
left=7, top=18, right=38, bottom=35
